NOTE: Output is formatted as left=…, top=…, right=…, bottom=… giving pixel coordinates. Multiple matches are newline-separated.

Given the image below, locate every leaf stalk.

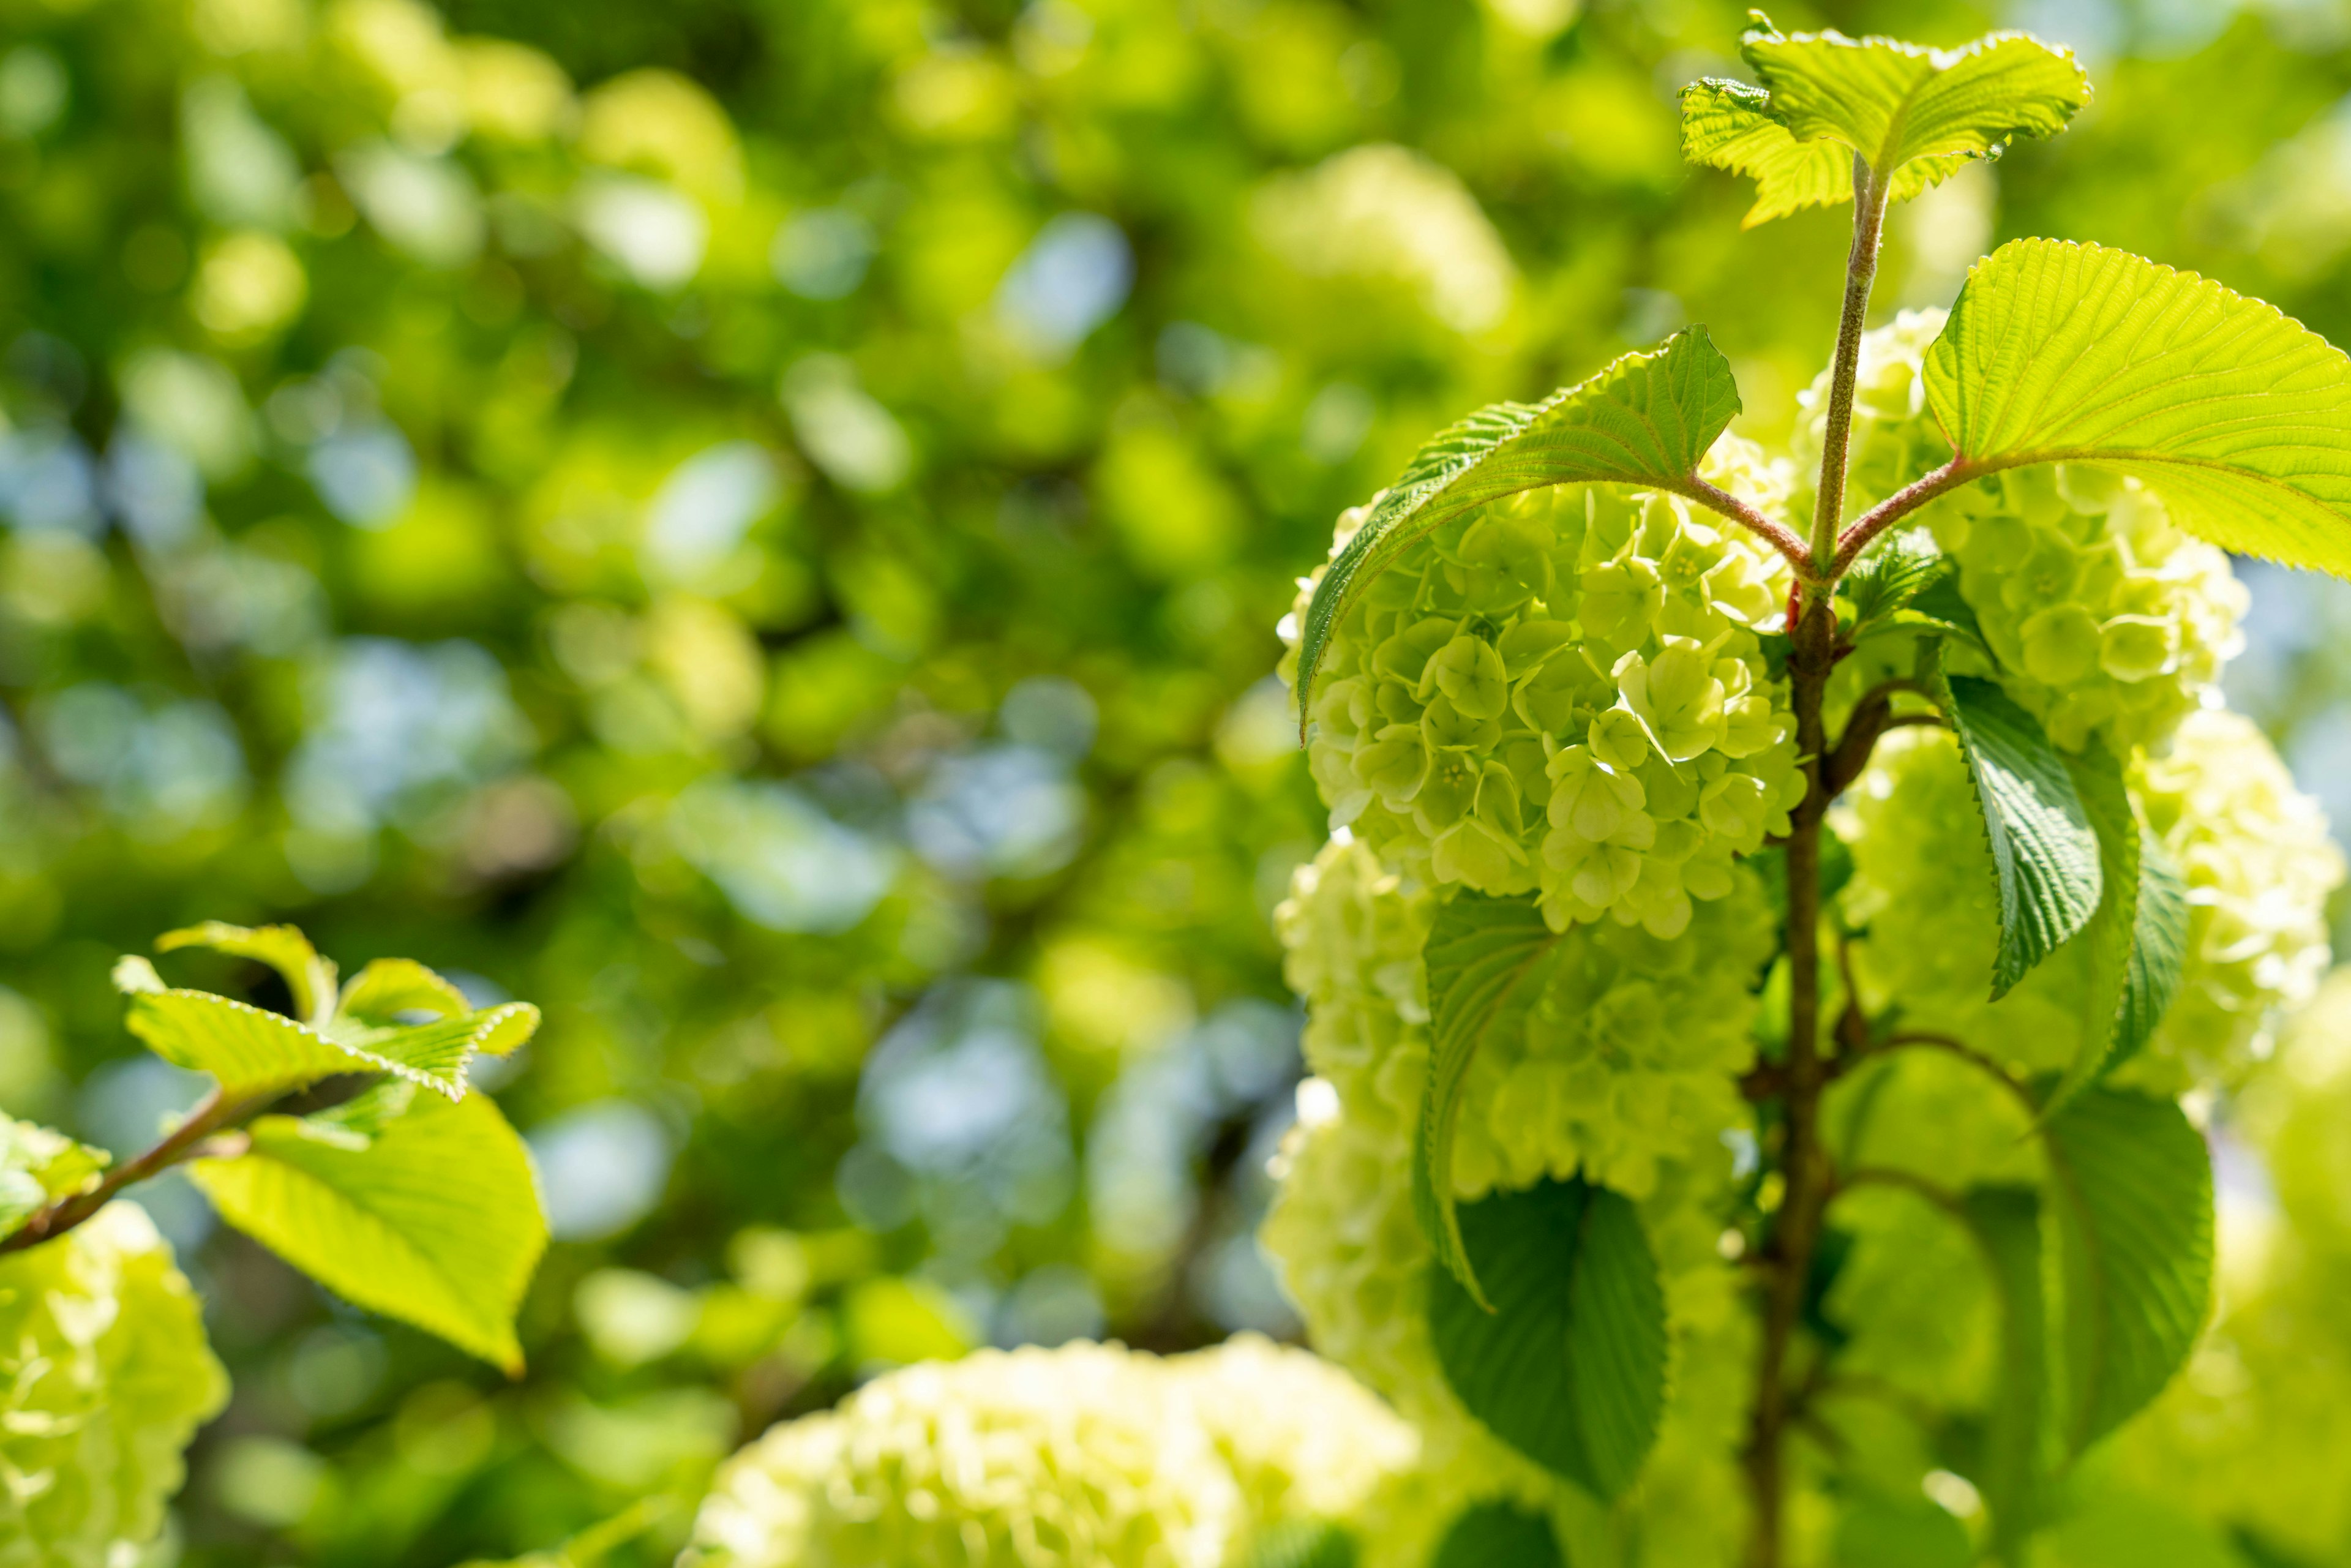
left=0, top=1086, right=263, bottom=1254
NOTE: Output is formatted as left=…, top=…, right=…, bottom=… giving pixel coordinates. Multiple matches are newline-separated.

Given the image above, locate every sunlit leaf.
left=1414, top=892, right=1561, bottom=1307
left=190, top=1086, right=547, bottom=1373
left=2043, top=1087, right=2213, bottom=1453
left=1427, top=1177, right=1667, bottom=1499
left=1295, top=329, right=1742, bottom=729
left=1928, top=239, right=2351, bottom=577
left=1930, top=670, right=2102, bottom=997
left=337, top=958, right=470, bottom=1024
left=157, top=921, right=338, bottom=1027
left=0, top=1117, right=108, bottom=1234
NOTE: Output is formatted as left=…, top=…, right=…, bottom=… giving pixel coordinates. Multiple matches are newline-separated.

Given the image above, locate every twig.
left=1832, top=457, right=1980, bottom=577
left=0, top=1087, right=258, bottom=1254
left=1674, top=477, right=1815, bottom=580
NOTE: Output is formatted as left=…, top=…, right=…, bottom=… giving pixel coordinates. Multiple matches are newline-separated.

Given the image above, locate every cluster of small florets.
left=1281, top=440, right=1805, bottom=939
left=1261, top=841, right=1754, bottom=1561
left=1837, top=712, right=2341, bottom=1092
left=1814, top=312, right=2248, bottom=757
left=1450, top=868, right=1772, bottom=1201
left=683, top=1335, right=1422, bottom=1568
left=0, top=1202, right=227, bottom=1567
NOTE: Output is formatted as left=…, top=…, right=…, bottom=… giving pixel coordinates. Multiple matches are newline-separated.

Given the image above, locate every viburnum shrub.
left=1268, top=12, right=2351, bottom=1566
left=0, top=921, right=547, bottom=1565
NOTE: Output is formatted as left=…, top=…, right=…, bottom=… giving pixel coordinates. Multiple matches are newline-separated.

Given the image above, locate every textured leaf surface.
left=337, top=957, right=470, bottom=1024
left=1683, top=18, right=2087, bottom=223
left=1414, top=893, right=1561, bottom=1307
left=1429, top=1502, right=1564, bottom=1568
left=158, top=921, right=337, bottom=1026
left=1841, top=530, right=1947, bottom=629
left=1679, top=79, right=1854, bottom=227
left=0, top=1117, right=108, bottom=1233
left=1742, top=18, right=2087, bottom=177
left=1295, top=329, right=1741, bottom=727
left=124, top=986, right=478, bottom=1099
left=1927, top=239, right=2351, bottom=577
left=2113, top=833, right=2189, bottom=1075
left=2043, top=1087, right=2213, bottom=1452
left=1427, top=1177, right=1667, bottom=1499
left=2047, top=743, right=2140, bottom=1115
left=1932, top=673, right=2102, bottom=997
left=191, top=1087, right=547, bottom=1372
left=327, top=1002, right=542, bottom=1096
left=124, top=988, right=377, bottom=1097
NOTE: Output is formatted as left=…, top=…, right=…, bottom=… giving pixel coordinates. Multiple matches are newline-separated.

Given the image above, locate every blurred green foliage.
left=4, top=0, right=2351, bottom=1561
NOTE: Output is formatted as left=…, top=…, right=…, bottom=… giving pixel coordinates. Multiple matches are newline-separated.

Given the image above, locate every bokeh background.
left=3, top=0, right=2351, bottom=1561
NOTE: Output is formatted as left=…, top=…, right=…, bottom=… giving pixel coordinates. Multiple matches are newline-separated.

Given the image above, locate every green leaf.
left=1429, top=1501, right=1565, bottom=1568
left=1295, top=328, right=1742, bottom=729
left=1930, top=670, right=2102, bottom=997
left=1427, top=1177, right=1668, bottom=1499
left=1239, top=1519, right=1357, bottom=1568
left=0, top=1117, right=108, bottom=1233
left=1926, top=239, right=2351, bottom=577
left=1679, top=78, right=1854, bottom=228
left=121, top=985, right=479, bottom=1101
left=326, top=1002, right=544, bottom=1088
left=158, top=921, right=338, bottom=1027
left=337, top=957, right=470, bottom=1024
left=2042, top=1086, right=2213, bottom=1453
left=2045, top=742, right=2140, bottom=1116
left=1684, top=15, right=2088, bottom=225
left=2050, top=750, right=2188, bottom=1099
left=1833, top=1488, right=1973, bottom=1568
left=1840, top=528, right=1946, bottom=630
left=1962, top=1186, right=2055, bottom=1553
left=190, top=1085, right=548, bottom=1373
left=2112, top=833, right=2190, bottom=1075
left=1414, top=892, right=1562, bottom=1308
left=1894, top=573, right=1991, bottom=658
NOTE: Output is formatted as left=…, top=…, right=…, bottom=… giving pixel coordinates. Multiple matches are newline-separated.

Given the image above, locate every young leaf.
left=1930, top=671, right=2103, bottom=997
left=122, top=986, right=476, bottom=1100
left=1414, top=893, right=1562, bottom=1308
left=326, top=1002, right=544, bottom=1090
left=1684, top=15, right=2088, bottom=224
left=157, top=921, right=338, bottom=1027
left=1840, top=529, right=1946, bottom=631
left=1430, top=1501, right=1565, bottom=1568
left=1427, top=1177, right=1668, bottom=1499
left=337, top=957, right=470, bottom=1024
left=1295, top=328, right=1742, bottom=728
left=0, top=1117, right=108, bottom=1233
left=1679, top=79, right=1853, bottom=228
left=2111, top=833, right=2189, bottom=1076
left=1962, top=1187, right=2055, bottom=1555
left=2042, top=1086, right=2213, bottom=1454
left=1927, top=239, right=2351, bottom=577
left=190, top=1086, right=548, bottom=1373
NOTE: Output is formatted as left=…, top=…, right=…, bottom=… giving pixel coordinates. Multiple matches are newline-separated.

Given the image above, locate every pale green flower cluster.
left=1281, top=438, right=1804, bottom=939
left=0, top=1202, right=227, bottom=1568
left=1837, top=712, right=2340, bottom=1091
left=681, top=1335, right=1425, bottom=1568
left=1262, top=839, right=1755, bottom=1564
left=1813, top=310, right=2248, bottom=757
